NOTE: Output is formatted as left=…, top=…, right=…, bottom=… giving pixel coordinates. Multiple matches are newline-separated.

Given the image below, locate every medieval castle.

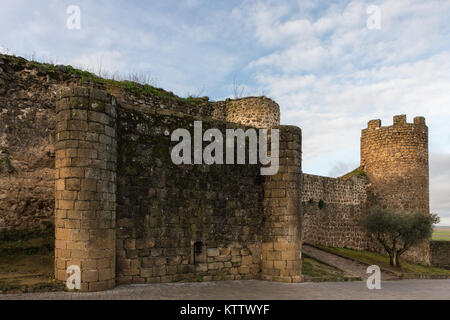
left=0, top=54, right=443, bottom=292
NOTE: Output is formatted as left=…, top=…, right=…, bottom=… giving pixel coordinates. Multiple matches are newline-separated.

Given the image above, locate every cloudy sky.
left=1, top=0, right=449, bottom=225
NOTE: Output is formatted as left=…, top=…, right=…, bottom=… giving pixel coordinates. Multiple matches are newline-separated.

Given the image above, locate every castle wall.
left=115, top=106, right=265, bottom=284
left=301, top=174, right=372, bottom=250
left=0, top=54, right=225, bottom=235
left=1, top=55, right=436, bottom=292
left=430, top=241, right=450, bottom=269
left=107, top=85, right=227, bottom=122
left=301, top=116, right=431, bottom=265
left=0, top=55, right=81, bottom=236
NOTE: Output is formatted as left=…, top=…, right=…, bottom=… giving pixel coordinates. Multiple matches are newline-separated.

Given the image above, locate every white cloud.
left=239, top=0, right=450, bottom=222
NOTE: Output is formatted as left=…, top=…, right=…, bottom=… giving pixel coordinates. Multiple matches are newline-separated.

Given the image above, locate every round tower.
left=54, top=87, right=117, bottom=291
left=360, top=114, right=430, bottom=263
left=225, top=97, right=280, bottom=128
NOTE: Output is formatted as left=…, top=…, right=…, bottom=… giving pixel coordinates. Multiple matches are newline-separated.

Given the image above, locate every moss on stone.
left=339, top=167, right=366, bottom=180
left=0, top=157, right=15, bottom=174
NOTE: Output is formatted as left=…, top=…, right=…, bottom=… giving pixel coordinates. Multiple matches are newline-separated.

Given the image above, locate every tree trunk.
left=390, top=251, right=399, bottom=267
left=395, top=253, right=401, bottom=268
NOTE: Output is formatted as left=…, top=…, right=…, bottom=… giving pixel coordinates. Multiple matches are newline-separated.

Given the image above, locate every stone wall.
left=107, top=85, right=226, bottom=122
left=0, top=55, right=81, bottom=235
left=115, top=106, right=265, bottom=284
left=301, top=174, right=372, bottom=250
left=430, top=241, right=450, bottom=269
left=0, top=54, right=270, bottom=234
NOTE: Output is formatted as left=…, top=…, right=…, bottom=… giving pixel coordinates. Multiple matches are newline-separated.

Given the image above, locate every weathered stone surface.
left=430, top=241, right=450, bottom=268
left=261, top=126, right=303, bottom=283
left=225, top=97, right=280, bottom=129
left=302, top=174, right=371, bottom=250
left=115, top=105, right=266, bottom=285
left=54, top=87, right=117, bottom=292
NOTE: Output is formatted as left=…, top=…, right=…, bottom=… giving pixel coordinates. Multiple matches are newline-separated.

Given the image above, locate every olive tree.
left=361, top=207, right=439, bottom=267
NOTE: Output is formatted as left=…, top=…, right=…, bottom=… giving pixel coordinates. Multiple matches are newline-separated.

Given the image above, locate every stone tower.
left=360, top=114, right=430, bottom=263
left=224, top=97, right=303, bottom=282
left=225, top=97, right=280, bottom=128
left=54, top=87, right=117, bottom=291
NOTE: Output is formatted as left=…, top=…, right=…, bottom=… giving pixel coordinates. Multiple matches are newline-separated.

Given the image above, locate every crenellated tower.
left=360, top=114, right=430, bottom=263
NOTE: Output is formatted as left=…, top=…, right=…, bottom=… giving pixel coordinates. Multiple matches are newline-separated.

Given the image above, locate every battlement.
left=365, top=115, right=426, bottom=130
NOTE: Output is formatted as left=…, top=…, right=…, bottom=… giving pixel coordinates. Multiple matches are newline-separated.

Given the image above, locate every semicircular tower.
left=360, top=114, right=430, bottom=263
left=225, top=97, right=280, bottom=128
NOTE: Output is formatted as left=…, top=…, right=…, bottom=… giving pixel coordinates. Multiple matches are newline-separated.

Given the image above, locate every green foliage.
left=361, top=207, right=440, bottom=267
left=2, top=54, right=199, bottom=103
left=362, top=207, right=439, bottom=245
left=301, top=254, right=347, bottom=281
left=0, top=228, right=53, bottom=242
left=65, top=65, right=98, bottom=79
left=339, top=168, right=366, bottom=180
left=0, top=157, right=15, bottom=174
left=432, top=226, right=450, bottom=241
left=318, top=199, right=325, bottom=210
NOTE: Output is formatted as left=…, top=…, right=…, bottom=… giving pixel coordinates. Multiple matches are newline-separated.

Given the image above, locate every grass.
left=339, top=167, right=366, bottom=180
left=1, top=53, right=205, bottom=104
left=0, top=234, right=63, bottom=294
left=432, top=226, right=450, bottom=241
left=301, top=254, right=349, bottom=281
left=316, top=245, right=450, bottom=276
left=0, top=237, right=53, bottom=256
left=0, top=157, right=15, bottom=174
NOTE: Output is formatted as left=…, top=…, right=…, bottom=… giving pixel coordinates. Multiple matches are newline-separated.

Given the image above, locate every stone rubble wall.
left=225, top=97, right=280, bottom=129
left=115, top=105, right=265, bottom=284
left=0, top=55, right=82, bottom=235
left=301, top=174, right=373, bottom=250
left=430, top=241, right=450, bottom=269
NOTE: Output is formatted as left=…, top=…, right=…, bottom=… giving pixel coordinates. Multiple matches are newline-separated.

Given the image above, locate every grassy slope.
left=0, top=54, right=205, bottom=105
left=302, top=254, right=349, bottom=281
left=338, top=167, right=366, bottom=180
left=316, top=245, right=450, bottom=276
left=0, top=234, right=62, bottom=293
left=432, top=226, right=450, bottom=241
